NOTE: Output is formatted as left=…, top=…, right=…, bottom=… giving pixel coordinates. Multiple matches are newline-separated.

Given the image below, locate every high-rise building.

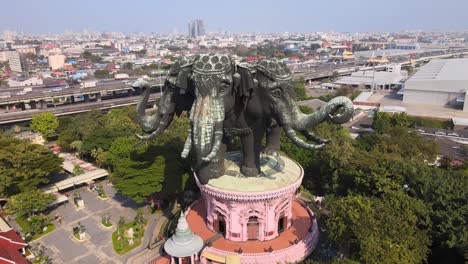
left=7, top=51, right=26, bottom=73
left=188, top=19, right=206, bottom=38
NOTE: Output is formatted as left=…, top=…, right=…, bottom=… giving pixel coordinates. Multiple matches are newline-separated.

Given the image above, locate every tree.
left=122, top=62, right=133, bottom=70
left=392, top=112, right=411, bottom=128
left=294, top=78, right=308, bottom=101
left=72, top=165, right=85, bottom=176
left=112, top=116, right=192, bottom=203
left=108, top=137, right=138, bottom=166
left=406, top=166, right=468, bottom=250
left=30, top=112, right=59, bottom=138
left=81, top=126, right=133, bottom=155
left=94, top=69, right=111, bottom=78
left=0, top=137, right=62, bottom=196
left=326, top=193, right=430, bottom=264
left=7, top=190, right=56, bottom=218
left=373, top=112, right=392, bottom=134
left=24, top=214, right=49, bottom=235
left=90, top=147, right=108, bottom=168
left=82, top=51, right=103, bottom=63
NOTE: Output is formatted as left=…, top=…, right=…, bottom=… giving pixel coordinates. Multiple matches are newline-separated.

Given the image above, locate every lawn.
left=101, top=221, right=113, bottom=227
left=409, top=116, right=451, bottom=129
left=16, top=217, right=55, bottom=242
left=112, top=221, right=145, bottom=255
left=31, top=223, right=55, bottom=240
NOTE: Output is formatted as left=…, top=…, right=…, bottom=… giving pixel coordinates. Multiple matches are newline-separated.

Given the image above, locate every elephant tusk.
left=300, top=130, right=330, bottom=144
left=135, top=122, right=164, bottom=140
left=202, top=131, right=223, bottom=162
left=181, top=128, right=192, bottom=159
left=284, top=126, right=325, bottom=150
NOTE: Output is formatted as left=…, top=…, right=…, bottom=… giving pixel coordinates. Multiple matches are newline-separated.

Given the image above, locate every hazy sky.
left=2, top=0, right=468, bottom=34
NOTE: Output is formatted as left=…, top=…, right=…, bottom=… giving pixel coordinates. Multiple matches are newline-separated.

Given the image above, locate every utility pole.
left=371, top=65, right=376, bottom=93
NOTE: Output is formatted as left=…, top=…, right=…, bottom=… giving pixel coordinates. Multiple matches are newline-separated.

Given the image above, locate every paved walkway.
left=127, top=204, right=180, bottom=264
left=30, top=184, right=161, bottom=264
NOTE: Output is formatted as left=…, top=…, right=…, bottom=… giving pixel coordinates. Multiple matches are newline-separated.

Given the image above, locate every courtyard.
left=30, top=183, right=161, bottom=264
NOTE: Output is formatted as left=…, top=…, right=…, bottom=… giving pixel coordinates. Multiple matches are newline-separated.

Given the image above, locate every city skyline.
left=2, top=0, right=468, bottom=34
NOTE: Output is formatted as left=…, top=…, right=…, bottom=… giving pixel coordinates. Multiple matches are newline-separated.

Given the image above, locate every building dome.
left=164, top=211, right=204, bottom=258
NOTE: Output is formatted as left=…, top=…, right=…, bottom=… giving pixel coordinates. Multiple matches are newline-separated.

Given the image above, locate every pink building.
left=186, top=152, right=319, bottom=264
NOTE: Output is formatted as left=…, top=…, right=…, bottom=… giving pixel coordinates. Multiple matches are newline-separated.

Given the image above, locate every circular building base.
left=188, top=152, right=319, bottom=263
left=186, top=198, right=319, bottom=264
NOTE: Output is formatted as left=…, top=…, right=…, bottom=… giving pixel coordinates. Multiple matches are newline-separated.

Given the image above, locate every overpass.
left=0, top=79, right=163, bottom=109
left=0, top=92, right=160, bottom=124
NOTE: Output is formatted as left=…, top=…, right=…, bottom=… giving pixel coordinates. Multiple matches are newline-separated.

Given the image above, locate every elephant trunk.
left=182, top=94, right=224, bottom=165
left=135, top=84, right=176, bottom=140
left=290, top=96, right=354, bottom=131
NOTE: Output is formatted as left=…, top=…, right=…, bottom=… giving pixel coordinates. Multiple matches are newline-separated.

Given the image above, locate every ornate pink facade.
left=186, top=153, right=319, bottom=263
left=196, top=170, right=301, bottom=242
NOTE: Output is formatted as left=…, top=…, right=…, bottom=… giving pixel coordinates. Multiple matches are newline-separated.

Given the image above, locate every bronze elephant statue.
left=134, top=54, right=354, bottom=184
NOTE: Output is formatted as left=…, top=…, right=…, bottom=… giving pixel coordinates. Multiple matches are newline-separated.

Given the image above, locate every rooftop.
left=408, top=58, right=468, bottom=81
left=206, top=152, right=302, bottom=192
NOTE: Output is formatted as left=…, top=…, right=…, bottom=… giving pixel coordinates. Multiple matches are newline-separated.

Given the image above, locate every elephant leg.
left=196, top=141, right=227, bottom=185
left=253, top=123, right=266, bottom=173
left=265, top=125, right=282, bottom=156
left=240, top=131, right=260, bottom=177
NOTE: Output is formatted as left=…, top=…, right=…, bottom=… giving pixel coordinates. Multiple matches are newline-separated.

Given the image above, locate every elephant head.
left=180, top=54, right=235, bottom=167
left=134, top=56, right=194, bottom=140
left=256, top=58, right=354, bottom=150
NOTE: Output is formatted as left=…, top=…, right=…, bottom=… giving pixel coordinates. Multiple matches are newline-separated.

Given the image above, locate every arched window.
left=247, top=216, right=259, bottom=240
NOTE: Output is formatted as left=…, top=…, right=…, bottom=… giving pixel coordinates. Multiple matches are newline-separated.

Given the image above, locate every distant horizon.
left=2, top=0, right=468, bottom=34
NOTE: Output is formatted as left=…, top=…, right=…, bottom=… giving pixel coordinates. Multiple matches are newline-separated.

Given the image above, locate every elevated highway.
left=0, top=92, right=160, bottom=124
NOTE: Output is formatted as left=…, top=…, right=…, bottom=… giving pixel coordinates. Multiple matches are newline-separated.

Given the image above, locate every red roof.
left=64, top=65, right=76, bottom=72
left=52, top=71, right=66, bottom=76
left=40, top=43, right=58, bottom=50
left=0, top=230, right=28, bottom=264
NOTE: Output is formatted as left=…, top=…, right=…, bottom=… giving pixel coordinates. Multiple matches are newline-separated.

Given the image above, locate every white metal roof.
left=408, top=58, right=468, bottom=81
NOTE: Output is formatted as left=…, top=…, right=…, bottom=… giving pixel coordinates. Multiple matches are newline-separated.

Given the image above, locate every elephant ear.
left=235, top=64, right=256, bottom=107
left=167, top=57, right=194, bottom=94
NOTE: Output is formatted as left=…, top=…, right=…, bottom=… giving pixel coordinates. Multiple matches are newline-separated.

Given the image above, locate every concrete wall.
left=403, top=79, right=467, bottom=109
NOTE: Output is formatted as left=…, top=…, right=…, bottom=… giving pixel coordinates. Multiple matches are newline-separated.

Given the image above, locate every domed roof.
left=164, top=211, right=204, bottom=258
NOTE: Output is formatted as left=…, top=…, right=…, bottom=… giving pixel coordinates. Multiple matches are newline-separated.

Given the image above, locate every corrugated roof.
left=408, top=58, right=468, bottom=81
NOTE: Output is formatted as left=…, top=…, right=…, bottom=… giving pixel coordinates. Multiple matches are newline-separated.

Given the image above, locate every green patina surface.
left=206, top=152, right=302, bottom=192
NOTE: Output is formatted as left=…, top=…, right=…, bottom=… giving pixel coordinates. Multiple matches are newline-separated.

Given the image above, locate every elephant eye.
left=271, top=88, right=282, bottom=98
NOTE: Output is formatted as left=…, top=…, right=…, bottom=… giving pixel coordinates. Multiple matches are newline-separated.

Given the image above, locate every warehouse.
left=403, top=58, right=468, bottom=112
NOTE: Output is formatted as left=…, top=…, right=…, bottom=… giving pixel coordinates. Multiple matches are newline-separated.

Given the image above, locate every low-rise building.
left=336, top=64, right=407, bottom=89
left=48, top=54, right=66, bottom=70
left=403, top=58, right=468, bottom=112
left=0, top=216, right=29, bottom=264
left=8, top=76, right=43, bottom=87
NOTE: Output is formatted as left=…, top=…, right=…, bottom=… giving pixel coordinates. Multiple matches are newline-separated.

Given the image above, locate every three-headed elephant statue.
left=134, top=54, right=354, bottom=184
